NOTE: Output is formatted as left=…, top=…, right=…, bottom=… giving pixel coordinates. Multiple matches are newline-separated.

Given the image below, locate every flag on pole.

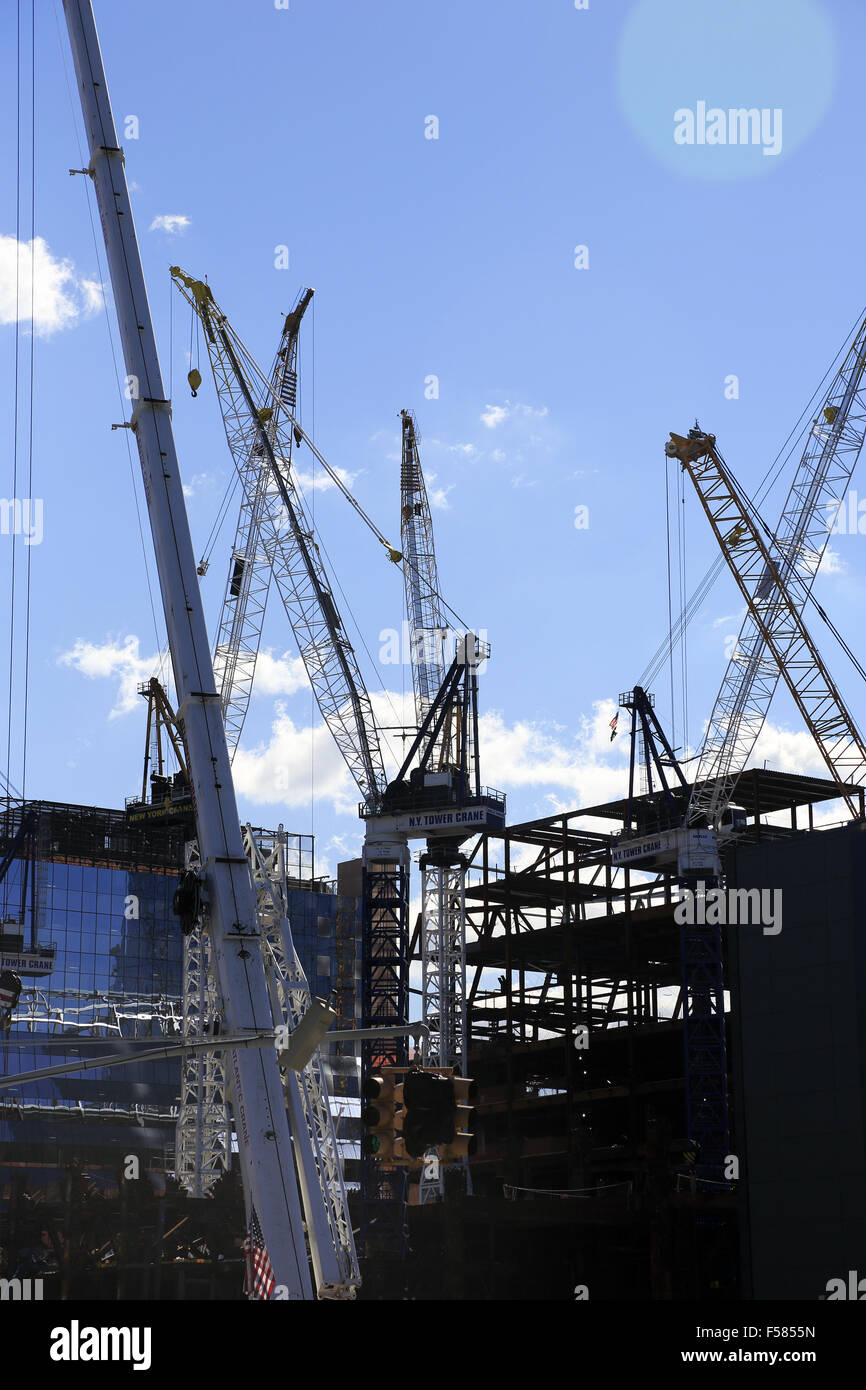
left=609, top=712, right=619, bottom=742
left=243, top=1204, right=276, bottom=1300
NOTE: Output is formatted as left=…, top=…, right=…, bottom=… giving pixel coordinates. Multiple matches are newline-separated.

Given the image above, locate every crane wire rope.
left=53, top=0, right=166, bottom=677
left=22, top=0, right=35, bottom=805
left=69, top=12, right=309, bottom=1290
left=638, top=303, right=866, bottom=696
left=713, top=441, right=866, bottom=704
left=6, top=0, right=24, bottom=820
left=224, top=313, right=472, bottom=639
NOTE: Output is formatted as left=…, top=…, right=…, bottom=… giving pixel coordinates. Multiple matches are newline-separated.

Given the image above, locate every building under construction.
left=401, top=767, right=866, bottom=1301
left=0, top=798, right=358, bottom=1296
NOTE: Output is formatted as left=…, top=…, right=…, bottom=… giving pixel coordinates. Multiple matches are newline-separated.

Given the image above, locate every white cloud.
left=819, top=547, right=846, bottom=575
left=231, top=705, right=356, bottom=812
left=149, top=214, right=191, bottom=235
left=0, top=236, right=104, bottom=337
left=58, top=635, right=163, bottom=718
left=713, top=609, right=745, bottom=629
left=481, top=401, right=548, bottom=429
left=252, top=649, right=309, bottom=697
left=181, top=470, right=220, bottom=499
left=292, top=463, right=359, bottom=494
left=477, top=698, right=628, bottom=811
left=511, top=474, right=537, bottom=489
left=424, top=472, right=454, bottom=511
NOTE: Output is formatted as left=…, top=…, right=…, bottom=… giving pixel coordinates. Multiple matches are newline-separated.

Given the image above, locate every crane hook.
left=187, top=368, right=202, bottom=398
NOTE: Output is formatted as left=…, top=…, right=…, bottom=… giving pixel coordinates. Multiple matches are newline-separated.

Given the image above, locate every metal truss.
left=360, top=843, right=410, bottom=1266
left=670, top=429, right=866, bottom=821
left=400, top=409, right=447, bottom=725
left=244, top=824, right=360, bottom=1298
left=679, top=906, right=729, bottom=1183
left=418, top=857, right=468, bottom=1204
left=420, top=863, right=467, bottom=1072
left=171, top=270, right=387, bottom=808
left=212, top=290, right=312, bottom=757
left=685, top=316, right=866, bottom=827
left=175, top=841, right=230, bottom=1198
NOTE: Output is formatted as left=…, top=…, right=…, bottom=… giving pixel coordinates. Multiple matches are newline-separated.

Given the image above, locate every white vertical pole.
left=62, top=0, right=311, bottom=1299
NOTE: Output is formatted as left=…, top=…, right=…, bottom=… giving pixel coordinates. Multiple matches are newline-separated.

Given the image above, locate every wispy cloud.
left=58, top=635, right=163, bottom=718
left=819, top=547, right=846, bottom=575
left=481, top=400, right=548, bottom=430
left=425, top=470, right=454, bottom=510
left=0, top=236, right=103, bottom=336
left=149, top=214, right=191, bottom=235
left=181, top=470, right=220, bottom=499
left=292, top=463, right=359, bottom=494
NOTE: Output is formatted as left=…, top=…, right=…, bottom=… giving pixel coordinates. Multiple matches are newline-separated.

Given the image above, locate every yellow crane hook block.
left=187, top=368, right=202, bottom=397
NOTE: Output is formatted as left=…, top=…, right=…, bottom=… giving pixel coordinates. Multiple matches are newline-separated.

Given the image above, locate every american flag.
left=243, top=1204, right=276, bottom=1300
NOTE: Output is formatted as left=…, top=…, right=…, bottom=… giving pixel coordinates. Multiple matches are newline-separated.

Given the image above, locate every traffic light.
left=361, top=1070, right=399, bottom=1161
left=401, top=1068, right=457, bottom=1159
left=440, top=1076, right=477, bottom=1162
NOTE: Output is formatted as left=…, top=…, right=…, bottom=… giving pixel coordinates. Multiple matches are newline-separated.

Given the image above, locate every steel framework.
left=245, top=824, right=360, bottom=1297
left=212, top=289, right=313, bottom=757
left=668, top=428, right=866, bottom=816
left=686, top=316, right=866, bottom=828
left=171, top=268, right=387, bottom=807
left=175, top=840, right=230, bottom=1197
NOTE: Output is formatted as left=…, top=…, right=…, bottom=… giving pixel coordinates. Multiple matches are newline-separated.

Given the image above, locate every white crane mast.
left=63, top=0, right=312, bottom=1298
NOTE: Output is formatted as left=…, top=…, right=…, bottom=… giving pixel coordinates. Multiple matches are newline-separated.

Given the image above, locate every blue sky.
left=2, top=0, right=866, bottom=882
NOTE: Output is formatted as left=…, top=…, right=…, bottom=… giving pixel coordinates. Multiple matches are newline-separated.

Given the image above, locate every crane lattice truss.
left=171, top=269, right=387, bottom=807
left=400, top=410, right=447, bottom=718
left=400, top=411, right=470, bottom=1203
left=175, top=840, right=229, bottom=1198
left=212, top=290, right=313, bottom=756
left=171, top=269, right=410, bottom=1266
left=687, top=319, right=866, bottom=827
left=245, top=824, right=359, bottom=1297
left=360, top=848, right=410, bottom=1255
left=669, top=428, right=866, bottom=817
left=65, top=0, right=313, bottom=1297
left=419, top=862, right=467, bottom=1074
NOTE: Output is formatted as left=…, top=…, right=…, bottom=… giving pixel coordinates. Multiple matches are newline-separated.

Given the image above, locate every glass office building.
left=0, top=801, right=187, bottom=1206
left=0, top=801, right=349, bottom=1209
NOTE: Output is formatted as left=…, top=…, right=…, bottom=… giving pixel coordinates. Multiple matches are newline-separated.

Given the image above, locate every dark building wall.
left=729, top=822, right=866, bottom=1299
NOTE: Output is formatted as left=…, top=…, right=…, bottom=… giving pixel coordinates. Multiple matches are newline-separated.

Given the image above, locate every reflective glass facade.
left=0, top=801, right=345, bottom=1208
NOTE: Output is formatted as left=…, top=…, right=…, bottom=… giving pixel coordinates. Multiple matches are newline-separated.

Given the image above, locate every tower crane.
left=667, top=426, right=866, bottom=810
left=660, top=421, right=866, bottom=1179
left=63, top=0, right=316, bottom=1299
left=171, top=273, right=505, bottom=1266
left=399, top=410, right=473, bottom=1202
left=684, top=316, right=866, bottom=829
left=170, top=269, right=413, bottom=1262
left=212, top=288, right=314, bottom=756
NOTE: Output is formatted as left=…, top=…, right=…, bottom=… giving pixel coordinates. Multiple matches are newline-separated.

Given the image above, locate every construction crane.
left=172, top=273, right=505, bottom=1268
left=212, top=288, right=314, bottom=756
left=133, top=672, right=361, bottom=1293
left=62, top=0, right=316, bottom=1298
left=658, top=421, right=866, bottom=1181
left=171, top=268, right=388, bottom=806
left=170, top=268, right=412, bottom=1264
left=399, top=410, right=474, bottom=1203
left=683, top=315, right=866, bottom=829
left=667, top=426, right=866, bottom=811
